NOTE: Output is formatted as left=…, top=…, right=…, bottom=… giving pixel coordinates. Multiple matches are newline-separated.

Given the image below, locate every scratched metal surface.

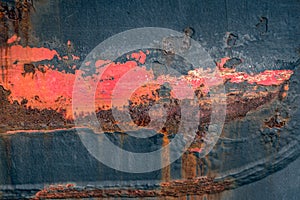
left=0, top=0, right=299, bottom=199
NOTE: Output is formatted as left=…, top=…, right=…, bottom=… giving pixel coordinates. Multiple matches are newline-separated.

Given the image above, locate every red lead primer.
left=0, top=45, right=294, bottom=120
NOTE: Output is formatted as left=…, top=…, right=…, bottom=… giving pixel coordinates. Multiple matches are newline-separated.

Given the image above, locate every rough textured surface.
left=0, top=0, right=299, bottom=199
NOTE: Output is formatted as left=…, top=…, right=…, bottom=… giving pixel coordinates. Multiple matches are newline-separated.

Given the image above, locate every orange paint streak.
left=7, top=34, right=19, bottom=44
left=214, top=57, right=293, bottom=85
left=6, top=65, right=75, bottom=118
left=247, top=70, right=293, bottom=85
left=219, top=69, right=293, bottom=86
left=0, top=46, right=294, bottom=121
left=0, top=45, right=59, bottom=65
left=0, top=44, right=68, bottom=116
left=187, top=66, right=293, bottom=87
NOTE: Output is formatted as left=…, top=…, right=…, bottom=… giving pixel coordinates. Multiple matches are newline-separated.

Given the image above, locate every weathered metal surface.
left=0, top=0, right=299, bottom=199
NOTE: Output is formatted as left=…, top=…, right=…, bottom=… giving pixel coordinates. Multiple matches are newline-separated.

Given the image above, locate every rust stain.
left=264, top=110, right=287, bottom=128
left=32, top=177, right=233, bottom=199
left=181, top=152, right=198, bottom=179
left=0, top=44, right=295, bottom=132
left=279, top=81, right=290, bottom=100
left=161, top=133, right=171, bottom=182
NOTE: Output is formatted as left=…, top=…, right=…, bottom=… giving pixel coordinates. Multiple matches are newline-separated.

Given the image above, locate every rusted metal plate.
left=0, top=0, right=299, bottom=199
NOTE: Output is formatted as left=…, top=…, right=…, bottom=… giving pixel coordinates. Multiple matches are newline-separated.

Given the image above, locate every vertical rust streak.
left=161, top=134, right=170, bottom=182
left=181, top=152, right=197, bottom=180
left=1, top=49, right=3, bottom=82
left=4, top=45, right=8, bottom=87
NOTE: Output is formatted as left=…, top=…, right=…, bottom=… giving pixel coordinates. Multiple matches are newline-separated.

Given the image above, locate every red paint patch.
left=221, top=69, right=293, bottom=86
left=1, top=45, right=59, bottom=65
left=72, top=55, right=80, bottom=60
left=7, top=34, right=19, bottom=44
left=95, top=61, right=139, bottom=108
left=216, top=57, right=230, bottom=71
left=189, top=147, right=203, bottom=153
left=0, top=46, right=294, bottom=122
left=131, top=51, right=147, bottom=64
